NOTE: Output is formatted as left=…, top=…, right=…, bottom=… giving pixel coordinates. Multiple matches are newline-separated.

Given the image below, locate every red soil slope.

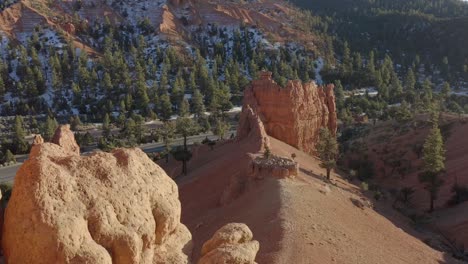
left=161, top=133, right=460, bottom=263
left=346, top=114, right=468, bottom=251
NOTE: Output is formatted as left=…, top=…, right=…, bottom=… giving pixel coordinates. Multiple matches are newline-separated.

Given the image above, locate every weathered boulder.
left=33, top=134, right=44, bottom=145
left=198, top=223, right=259, bottom=264
left=2, top=128, right=192, bottom=264
left=241, top=71, right=337, bottom=154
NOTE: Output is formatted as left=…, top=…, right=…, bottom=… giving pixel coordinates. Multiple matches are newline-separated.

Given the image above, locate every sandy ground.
left=161, top=133, right=461, bottom=263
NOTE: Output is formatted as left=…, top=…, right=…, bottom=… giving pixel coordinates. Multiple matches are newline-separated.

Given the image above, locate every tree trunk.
left=326, top=168, right=331, bottom=180
left=182, top=160, right=187, bottom=175
left=429, top=194, right=434, bottom=213
left=183, top=135, right=187, bottom=151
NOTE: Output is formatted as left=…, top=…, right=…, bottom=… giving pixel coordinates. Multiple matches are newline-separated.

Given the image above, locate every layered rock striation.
left=240, top=71, right=337, bottom=154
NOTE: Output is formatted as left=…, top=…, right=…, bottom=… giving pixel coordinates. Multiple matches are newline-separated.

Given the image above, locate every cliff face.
left=241, top=71, right=337, bottom=155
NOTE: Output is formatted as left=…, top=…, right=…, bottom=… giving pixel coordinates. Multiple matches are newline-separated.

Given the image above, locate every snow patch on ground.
left=314, top=57, right=324, bottom=85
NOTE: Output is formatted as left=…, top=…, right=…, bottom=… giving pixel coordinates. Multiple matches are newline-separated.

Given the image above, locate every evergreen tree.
left=212, top=117, right=230, bottom=140
left=0, top=76, right=5, bottom=97
left=160, top=93, right=173, bottom=121
left=102, top=113, right=111, bottom=138
left=179, top=98, right=190, bottom=117
left=404, top=68, right=416, bottom=92
left=43, top=115, right=58, bottom=141
left=13, top=115, right=28, bottom=154
left=70, top=115, right=82, bottom=131
left=441, top=82, right=451, bottom=99
left=4, top=149, right=16, bottom=164
left=419, top=116, right=445, bottom=212
left=174, top=117, right=200, bottom=175
left=334, top=80, right=345, bottom=110
left=192, top=89, right=205, bottom=117
left=158, top=122, right=175, bottom=163
left=316, top=128, right=339, bottom=180
left=342, top=41, right=352, bottom=74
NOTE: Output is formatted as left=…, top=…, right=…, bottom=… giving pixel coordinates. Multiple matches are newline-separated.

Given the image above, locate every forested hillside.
left=0, top=0, right=330, bottom=156
left=291, top=0, right=468, bottom=72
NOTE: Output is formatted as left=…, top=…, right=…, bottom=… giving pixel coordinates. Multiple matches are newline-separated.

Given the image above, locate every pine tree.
left=334, top=80, right=345, bottom=110
left=342, top=41, right=352, bottom=74
left=419, top=117, right=445, bottom=212
left=0, top=77, right=5, bottom=98
left=179, top=98, right=190, bottom=117
left=160, top=93, right=173, bottom=121
left=404, top=68, right=416, bottom=92
left=43, top=115, right=58, bottom=141
left=103, top=72, right=113, bottom=92
left=158, top=122, right=175, bottom=163
left=70, top=115, right=82, bottom=131
left=316, top=128, right=339, bottom=180
left=367, top=51, right=376, bottom=76
left=441, top=82, right=451, bottom=99
left=174, top=117, right=200, bottom=175
left=13, top=116, right=29, bottom=154
left=212, top=117, right=230, bottom=140
left=4, top=149, right=16, bottom=164
left=192, top=89, right=205, bottom=117
left=102, top=113, right=111, bottom=138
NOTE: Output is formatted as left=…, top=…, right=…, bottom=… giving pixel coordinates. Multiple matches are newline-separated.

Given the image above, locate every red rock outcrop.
left=198, top=223, right=259, bottom=264
left=2, top=127, right=192, bottom=263
left=240, top=71, right=337, bottom=154
left=51, top=124, right=80, bottom=155
left=236, top=105, right=270, bottom=151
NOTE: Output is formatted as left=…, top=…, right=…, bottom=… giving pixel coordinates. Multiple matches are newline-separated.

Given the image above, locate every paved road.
left=0, top=132, right=235, bottom=184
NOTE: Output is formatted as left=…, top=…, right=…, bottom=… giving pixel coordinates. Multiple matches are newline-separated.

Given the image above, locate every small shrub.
left=374, top=190, right=382, bottom=200
left=291, top=153, right=297, bottom=160
left=361, top=182, right=369, bottom=191
left=0, top=182, right=13, bottom=203
left=264, top=146, right=271, bottom=159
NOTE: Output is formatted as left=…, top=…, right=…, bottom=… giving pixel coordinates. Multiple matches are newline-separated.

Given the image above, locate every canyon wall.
left=240, top=71, right=337, bottom=155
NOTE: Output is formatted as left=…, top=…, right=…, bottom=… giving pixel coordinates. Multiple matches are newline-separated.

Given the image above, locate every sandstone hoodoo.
left=2, top=126, right=192, bottom=264
left=242, top=71, right=337, bottom=155
left=198, top=223, right=260, bottom=264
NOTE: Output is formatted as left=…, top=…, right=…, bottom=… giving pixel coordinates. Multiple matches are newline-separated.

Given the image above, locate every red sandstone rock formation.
left=2, top=127, right=192, bottom=264
left=240, top=71, right=337, bottom=154
left=198, top=223, right=259, bottom=264
left=51, top=124, right=80, bottom=155
left=236, top=105, right=270, bottom=151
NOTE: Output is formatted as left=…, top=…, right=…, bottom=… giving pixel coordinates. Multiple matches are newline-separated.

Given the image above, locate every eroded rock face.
left=236, top=105, right=270, bottom=151
left=198, top=223, right=259, bottom=264
left=51, top=124, right=80, bottom=155
left=2, top=128, right=192, bottom=264
left=241, top=71, right=337, bottom=154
